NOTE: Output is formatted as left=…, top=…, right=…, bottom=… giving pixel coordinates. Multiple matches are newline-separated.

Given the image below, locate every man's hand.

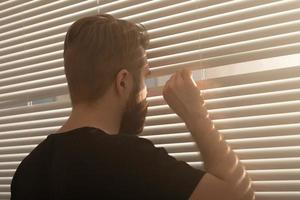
left=162, top=69, right=213, bottom=132
left=163, top=69, right=255, bottom=200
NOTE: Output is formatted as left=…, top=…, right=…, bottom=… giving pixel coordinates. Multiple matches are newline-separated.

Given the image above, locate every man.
left=11, top=14, right=255, bottom=200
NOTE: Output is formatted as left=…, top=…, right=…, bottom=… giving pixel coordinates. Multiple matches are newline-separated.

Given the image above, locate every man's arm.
left=162, top=69, right=255, bottom=200
left=187, top=117, right=255, bottom=200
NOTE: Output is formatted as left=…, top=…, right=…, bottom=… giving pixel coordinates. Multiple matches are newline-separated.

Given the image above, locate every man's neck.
left=56, top=103, right=122, bottom=135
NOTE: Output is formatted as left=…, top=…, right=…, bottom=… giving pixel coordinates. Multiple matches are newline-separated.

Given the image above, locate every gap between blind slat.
left=2, top=66, right=300, bottom=100
left=2, top=30, right=300, bottom=70
left=1, top=43, right=300, bottom=78
left=147, top=6, right=300, bottom=39
left=142, top=0, right=284, bottom=33
left=0, top=2, right=97, bottom=39
left=0, top=0, right=78, bottom=26
left=142, top=122, right=300, bottom=137
left=0, top=0, right=19, bottom=11
left=0, top=1, right=42, bottom=18
left=1, top=100, right=300, bottom=126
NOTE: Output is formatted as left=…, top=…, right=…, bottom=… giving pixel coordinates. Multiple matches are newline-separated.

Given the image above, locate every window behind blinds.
left=1, top=0, right=300, bottom=199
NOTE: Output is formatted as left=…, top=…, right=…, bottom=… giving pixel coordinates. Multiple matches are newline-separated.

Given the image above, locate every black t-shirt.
left=11, top=127, right=206, bottom=200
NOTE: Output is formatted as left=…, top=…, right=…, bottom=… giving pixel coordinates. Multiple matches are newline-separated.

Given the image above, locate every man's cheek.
left=140, top=85, right=148, bottom=101
left=138, top=85, right=147, bottom=103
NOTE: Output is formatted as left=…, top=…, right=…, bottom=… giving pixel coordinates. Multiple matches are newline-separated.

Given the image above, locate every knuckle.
left=162, top=87, right=168, bottom=95
left=168, top=81, right=175, bottom=89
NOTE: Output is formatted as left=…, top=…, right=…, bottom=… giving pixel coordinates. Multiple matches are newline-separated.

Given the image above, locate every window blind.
left=0, top=0, right=300, bottom=199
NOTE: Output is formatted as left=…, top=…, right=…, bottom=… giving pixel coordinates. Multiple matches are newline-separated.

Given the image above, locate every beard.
left=118, top=83, right=149, bottom=136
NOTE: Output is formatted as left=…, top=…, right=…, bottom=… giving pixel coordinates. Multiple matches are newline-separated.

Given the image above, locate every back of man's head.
left=63, top=14, right=149, bottom=107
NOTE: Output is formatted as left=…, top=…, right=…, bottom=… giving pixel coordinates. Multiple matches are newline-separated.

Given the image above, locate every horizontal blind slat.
left=142, top=122, right=300, bottom=137
left=0, top=2, right=97, bottom=41
left=147, top=4, right=300, bottom=39
left=107, top=0, right=185, bottom=18
left=150, top=43, right=300, bottom=77
left=148, top=88, right=300, bottom=108
left=0, top=0, right=19, bottom=11
left=253, top=180, right=300, bottom=191
left=0, top=127, right=60, bottom=140
left=148, top=100, right=300, bottom=118
left=1, top=1, right=300, bottom=199
left=255, top=192, right=300, bottom=200
left=149, top=20, right=300, bottom=59
left=0, top=0, right=70, bottom=28
left=0, top=68, right=65, bottom=87
left=148, top=32, right=300, bottom=68
left=0, top=59, right=63, bottom=79
left=3, top=101, right=300, bottom=130
left=189, top=157, right=300, bottom=170
left=0, top=83, right=68, bottom=102
left=0, top=1, right=42, bottom=18
left=145, top=112, right=300, bottom=128
left=142, top=133, right=300, bottom=148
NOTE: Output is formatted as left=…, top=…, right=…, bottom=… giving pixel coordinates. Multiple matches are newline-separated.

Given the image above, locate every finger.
left=170, top=72, right=176, bottom=83
left=174, top=70, right=183, bottom=85
left=165, top=73, right=176, bottom=88
left=167, top=72, right=175, bottom=82
left=181, top=69, right=198, bottom=88
left=180, top=69, right=192, bottom=81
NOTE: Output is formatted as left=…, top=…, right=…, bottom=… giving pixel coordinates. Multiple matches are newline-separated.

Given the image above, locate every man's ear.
left=115, top=69, right=133, bottom=99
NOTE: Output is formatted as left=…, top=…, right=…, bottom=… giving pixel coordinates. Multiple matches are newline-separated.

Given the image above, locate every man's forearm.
left=188, top=118, right=255, bottom=199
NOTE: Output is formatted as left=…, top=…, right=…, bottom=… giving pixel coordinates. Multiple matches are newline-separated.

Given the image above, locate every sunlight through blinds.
left=1, top=0, right=300, bottom=199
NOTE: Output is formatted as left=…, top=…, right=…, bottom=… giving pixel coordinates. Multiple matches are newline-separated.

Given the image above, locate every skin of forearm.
left=187, top=118, right=255, bottom=199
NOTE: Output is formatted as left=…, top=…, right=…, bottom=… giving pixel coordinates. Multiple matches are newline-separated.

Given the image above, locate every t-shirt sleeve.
left=128, top=136, right=206, bottom=200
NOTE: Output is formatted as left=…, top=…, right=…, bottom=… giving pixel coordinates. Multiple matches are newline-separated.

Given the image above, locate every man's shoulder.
left=17, top=135, right=54, bottom=171
left=116, top=134, right=156, bottom=151
left=120, top=134, right=154, bottom=145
